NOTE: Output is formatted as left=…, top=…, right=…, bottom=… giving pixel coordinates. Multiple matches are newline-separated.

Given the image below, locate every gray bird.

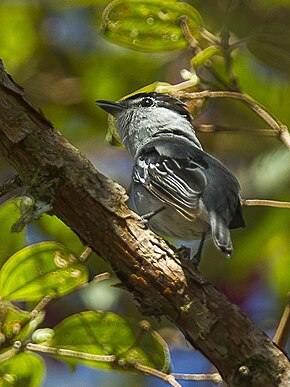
left=97, top=92, right=245, bottom=264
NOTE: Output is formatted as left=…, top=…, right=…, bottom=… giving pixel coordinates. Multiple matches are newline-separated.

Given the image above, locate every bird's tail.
left=210, top=215, right=233, bottom=257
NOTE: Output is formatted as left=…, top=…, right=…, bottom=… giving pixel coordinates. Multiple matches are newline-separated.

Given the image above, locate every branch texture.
left=0, top=61, right=289, bottom=386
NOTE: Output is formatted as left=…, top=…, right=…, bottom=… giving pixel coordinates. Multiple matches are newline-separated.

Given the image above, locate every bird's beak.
left=96, top=100, right=125, bottom=116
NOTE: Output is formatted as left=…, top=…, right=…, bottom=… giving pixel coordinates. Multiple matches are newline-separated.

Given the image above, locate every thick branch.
left=0, top=61, right=289, bottom=386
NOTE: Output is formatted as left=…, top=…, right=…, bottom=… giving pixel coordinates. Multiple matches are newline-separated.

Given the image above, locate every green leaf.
left=49, top=311, right=170, bottom=372
left=0, top=242, right=88, bottom=302
left=37, top=214, right=84, bottom=255
left=191, top=46, right=222, bottom=68
left=0, top=302, right=31, bottom=343
left=100, top=0, right=203, bottom=52
left=247, top=23, right=290, bottom=75
left=0, top=199, right=26, bottom=269
left=0, top=352, right=45, bottom=387
left=0, top=4, right=38, bottom=71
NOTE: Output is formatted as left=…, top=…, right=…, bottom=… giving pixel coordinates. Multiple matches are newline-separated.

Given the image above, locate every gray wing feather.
left=134, top=152, right=206, bottom=220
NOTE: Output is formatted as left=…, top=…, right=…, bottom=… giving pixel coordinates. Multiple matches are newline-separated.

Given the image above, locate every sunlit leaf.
left=191, top=46, right=222, bottom=68
left=0, top=4, right=38, bottom=71
left=0, top=242, right=88, bottom=302
left=247, top=23, right=290, bottom=75
left=0, top=302, right=30, bottom=343
left=0, top=199, right=26, bottom=269
left=49, top=311, right=170, bottom=372
left=100, top=0, right=203, bottom=52
left=37, top=215, right=84, bottom=255
left=0, top=352, right=45, bottom=387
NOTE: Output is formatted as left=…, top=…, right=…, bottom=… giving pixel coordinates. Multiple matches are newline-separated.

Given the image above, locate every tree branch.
left=0, top=60, right=289, bottom=386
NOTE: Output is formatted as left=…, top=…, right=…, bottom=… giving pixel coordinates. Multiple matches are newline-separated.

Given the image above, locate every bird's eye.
left=140, top=97, right=154, bottom=107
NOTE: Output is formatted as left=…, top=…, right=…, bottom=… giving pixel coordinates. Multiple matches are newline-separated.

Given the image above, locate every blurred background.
left=0, top=0, right=289, bottom=386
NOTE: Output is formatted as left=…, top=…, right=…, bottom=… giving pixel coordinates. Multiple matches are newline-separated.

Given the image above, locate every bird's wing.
left=133, top=139, right=207, bottom=220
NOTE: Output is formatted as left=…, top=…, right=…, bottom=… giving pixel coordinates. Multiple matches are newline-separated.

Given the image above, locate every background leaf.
left=191, top=46, right=222, bottom=68
left=49, top=311, right=170, bottom=372
left=37, top=215, right=84, bottom=255
left=0, top=352, right=45, bottom=387
left=0, top=199, right=25, bottom=269
left=0, top=302, right=30, bottom=344
left=100, top=0, right=203, bottom=52
left=247, top=23, right=290, bottom=76
left=0, top=242, right=88, bottom=302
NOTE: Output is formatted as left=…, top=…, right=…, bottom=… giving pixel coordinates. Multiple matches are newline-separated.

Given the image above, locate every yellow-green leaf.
left=247, top=23, right=290, bottom=76
left=49, top=311, right=170, bottom=372
left=100, top=0, right=203, bottom=52
left=0, top=352, right=45, bottom=387
left=191, top=46, right=222, bottom=68
left=0, top=302, right=30, bottom=343
left=37, top=215, right=84, bottom=255
left=0, top=199, right=25, bottom=269
left=0, top=242, right=88, bottom=302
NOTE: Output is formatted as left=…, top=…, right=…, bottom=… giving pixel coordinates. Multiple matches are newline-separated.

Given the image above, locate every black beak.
left=96, top=100, right=125, bottom=116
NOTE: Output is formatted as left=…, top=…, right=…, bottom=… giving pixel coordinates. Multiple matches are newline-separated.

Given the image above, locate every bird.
left=97, top=92, right=245, bottom=264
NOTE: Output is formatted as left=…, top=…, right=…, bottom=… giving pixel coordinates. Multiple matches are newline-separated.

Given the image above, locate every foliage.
left=0, top=0, right=289, bottom=386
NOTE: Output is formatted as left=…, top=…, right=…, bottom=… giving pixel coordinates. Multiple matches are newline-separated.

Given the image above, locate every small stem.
left=0, top=341, right=22, bottom=362
left=79, top=246, right=92, bottom=262
left=179, top=16, right=235, bottom=91
left=200, top=27, right=220, bottom=45
left=133, top=363, right=181, bottom=387
left=29, top=295, right=52, bottom=318
left=241, top=199, right=290, bottom=209
left=179, top=16, right=201, bottom=55
left=196, top=124, right=279, bottom=137
left=228, top=37, right=249, bottom=53
left=172, top=372, right=223, bottom=383
left=26, top=343, right=116, bottom=362
left=280, top=126, right=290, bottom=150
left=172, top=90, right=290, bottom=151
left=93, top=272, right=110, bottom=283
left=273, top=293, right=290, bottom=349
left=220, top=28, right=239, bottom=91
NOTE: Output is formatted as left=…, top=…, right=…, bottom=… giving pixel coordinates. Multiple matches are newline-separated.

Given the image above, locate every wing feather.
left=134, top=152, right=206, bottom=220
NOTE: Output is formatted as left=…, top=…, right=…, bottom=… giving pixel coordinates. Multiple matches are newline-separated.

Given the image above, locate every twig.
left=93, top=272, right=110, bottom=282
left=29, top=295, right=52, bottom=318
left=172, top=90, right=290, bottom=151
left=220, top=27, right=239, bottom=91
left=172, top=372, right=223, bottom=384
left=0, top=341, right=22, bottom=362
left=79, top=246, right=93, bottom=262
left=196, top=124, right=279, bottom=137
left=0, top=175, right=22, bottom=198
left=26, top=342, right=180, bottom=386
left=132, top=363, right=181, bottom=387
left=273, top=293, right=290, bottom=349
left=26, top=343, right=116, bottom=362
left=179, top=16, right=201, bottom=55
left=241, top=199, right=290, bottom=209
left=179, top=17, right=235, bottom=91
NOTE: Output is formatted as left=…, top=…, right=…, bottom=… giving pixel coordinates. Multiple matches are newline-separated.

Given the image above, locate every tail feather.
left=210, top=215, right=233, bottom=257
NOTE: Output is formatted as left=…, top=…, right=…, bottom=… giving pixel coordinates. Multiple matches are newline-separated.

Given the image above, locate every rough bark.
left=0, top=60, right=289, bottom=386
